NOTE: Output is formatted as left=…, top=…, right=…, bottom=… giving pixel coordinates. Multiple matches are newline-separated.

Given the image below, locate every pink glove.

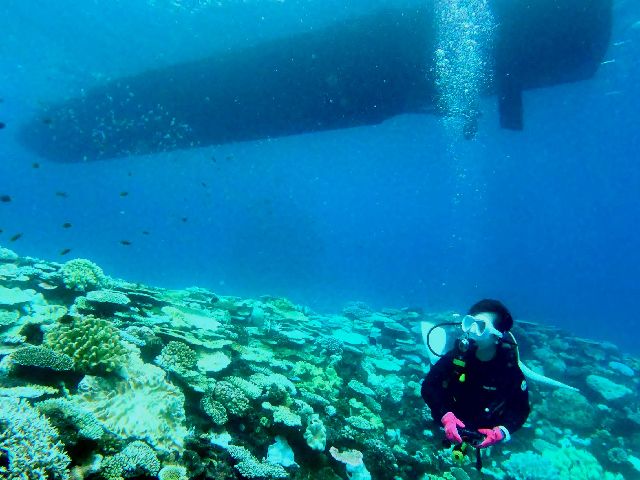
left=441, top=412, right=465, bottom=444
left=477, top=427, right=505, bottom=448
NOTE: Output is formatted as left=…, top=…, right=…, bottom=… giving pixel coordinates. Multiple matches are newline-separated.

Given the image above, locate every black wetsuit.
left=421, top=342, right=530, bottom=433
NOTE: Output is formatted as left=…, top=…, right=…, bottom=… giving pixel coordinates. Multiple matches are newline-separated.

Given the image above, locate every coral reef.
left=0, top=249, right=638, bottom=480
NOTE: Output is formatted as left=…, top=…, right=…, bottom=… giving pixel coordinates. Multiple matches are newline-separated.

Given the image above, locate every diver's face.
left=461, top=312, right=502, bottom=348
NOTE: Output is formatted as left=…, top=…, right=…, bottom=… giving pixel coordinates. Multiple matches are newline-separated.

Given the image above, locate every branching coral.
left=45, top=315, right=129, bottom=375
left=101, top=441, right=160, bottom=479
left=0, top=397, right=71, bottom=480
left=61, top=258, right=108, bottom=292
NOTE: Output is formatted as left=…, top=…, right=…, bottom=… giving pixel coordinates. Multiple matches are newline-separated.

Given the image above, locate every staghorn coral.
left=0, top=397, right=71, bottom=480
left=45, top=315, right=128, bottom=375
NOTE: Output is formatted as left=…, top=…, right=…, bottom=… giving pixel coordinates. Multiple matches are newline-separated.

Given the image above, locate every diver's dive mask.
left=461, top=314, right=503, bottom=341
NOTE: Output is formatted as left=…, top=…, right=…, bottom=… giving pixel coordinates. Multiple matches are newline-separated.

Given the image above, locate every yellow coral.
left=45, top=315, right=128, bottom=374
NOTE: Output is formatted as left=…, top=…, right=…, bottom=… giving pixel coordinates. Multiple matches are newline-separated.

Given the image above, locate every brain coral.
left=0, top=397, right=71, bottom=480
left=73, top=359, right=188, bottom=453
left=61, top=258, right=108, bottom=292
left=45, top=315, right=129, bottom=375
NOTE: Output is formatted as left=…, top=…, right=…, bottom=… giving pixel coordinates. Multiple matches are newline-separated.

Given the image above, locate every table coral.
left=8, top=345, right=74, bottom=371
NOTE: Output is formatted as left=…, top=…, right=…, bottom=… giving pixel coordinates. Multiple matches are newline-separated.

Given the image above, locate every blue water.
left=1, top=1, right=639, bottom=353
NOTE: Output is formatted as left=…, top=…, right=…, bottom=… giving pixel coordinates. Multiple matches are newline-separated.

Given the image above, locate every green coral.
left=155, top=341, right=197, bottom=374
left=8, top=345, right=74, bottom=371
left=0, top=309, right=20, bottom=327
left=201, top=396, right=228, bottom=425
left=101, top=441, right=160, bottom=479
left=44, top=315, right=128, bottom=374
left=36, top=397, right=104, bottom=441
left=503, top=451, right=560, bottom=480
left=541, top=447, right=623, bottom=480
left=86, top=290, right=131, bottom=305
left=213, top=381, right=251, bottom=417
left=61, top=258, right=108, bottom=292
left=262, top=402, right=302, bottom=427
left=225, top=444, right=288, bottom=479
left=158, top=465, right=188, bottom=480
left=0, top=397, right=71, bottom=480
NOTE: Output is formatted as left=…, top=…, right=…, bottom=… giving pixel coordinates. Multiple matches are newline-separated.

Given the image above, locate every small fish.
left=10, top=233, right=22, bottom=242
left=38, top=281, right=58, bottom=290
left=181, top=217, right=188, bottom=223
left=32, top=162, right=40, bottom=169
left=211, top=155, right=217, bottom=162
left=0, top=122, right=5, bottom=129
left=1, top=195, right=11, bottom=202
left=120, top=191, right=129, bottom=197
left=62, top=222, right=72, bottom=228
left=59, top=248, right=72, bottom=256
left=605, top=90, right=622, bottom=96
left=225, top=155, right=234, bottom=161
left=0, top=229, right=3, bottom=234
left=142, top=230, right=150, bottom=235
left=613, top=40, right=630, bottom=47
left=120, top=240, right=132, bottom=246
left=600, top=59, right=616, bottom=65
left=42, top=117, right=53, bottom=125
left=127, top=171, right=133, bottom=177
left=201, top=182, right=208, bottom=188
left=55, top=191, right=68, bottom=198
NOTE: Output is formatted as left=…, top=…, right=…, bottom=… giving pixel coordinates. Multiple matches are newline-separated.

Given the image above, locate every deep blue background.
left=1, top=1, right=639, bottom=353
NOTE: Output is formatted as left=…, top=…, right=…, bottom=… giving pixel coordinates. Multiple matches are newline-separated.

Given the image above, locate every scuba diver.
left=421, top=299, right=530, bottom=453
